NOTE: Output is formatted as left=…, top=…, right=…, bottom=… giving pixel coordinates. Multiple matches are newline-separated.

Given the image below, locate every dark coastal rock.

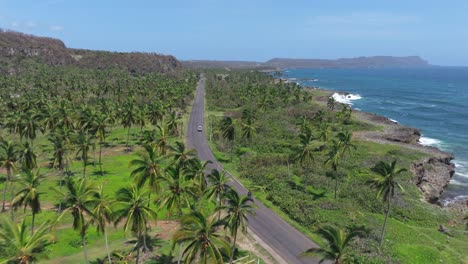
left=383, top=126, right=421, bottom=144
left=411, top=156, right=456, bottom=203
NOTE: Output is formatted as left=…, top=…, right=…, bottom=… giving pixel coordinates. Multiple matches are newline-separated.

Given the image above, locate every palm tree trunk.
left=217, top=194, right=221, bottom=221
left=229, top=231, right=238, bottom=264
left=58, top=166, right=64, bottom=213
left=8, top=168, right=14, bottom=220
left=334, top=177, right=338, bottom=199
left=104, top=228, right=112, bottom=264
left=1, top=173, right=8, bottom=211
left=93, top=145, right=96, bottom=167
left=135, top=229, right=141, bottom=264
left=126, top=127, right=131, bottom=149
left=82, top=235, right=90, bottom=264
left=31, top=212, right=35, bottom=234
left=99, top=141, right=103, bottom=176
left=83, top=160, right=86, bottom=178
left=380, top=197, right=391, bottom=245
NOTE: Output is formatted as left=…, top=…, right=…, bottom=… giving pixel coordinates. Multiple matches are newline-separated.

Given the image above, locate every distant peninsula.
left=183, top=56, right=430, bottom=69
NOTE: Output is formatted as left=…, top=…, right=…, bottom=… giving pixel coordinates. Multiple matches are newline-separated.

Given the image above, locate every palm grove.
left=204, top=71, right=467, bottom=263
left=0, top=65, right=255, bottom=264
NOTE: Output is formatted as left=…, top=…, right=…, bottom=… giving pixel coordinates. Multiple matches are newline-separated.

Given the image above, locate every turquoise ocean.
left=283, top=67, right=468, bottom=204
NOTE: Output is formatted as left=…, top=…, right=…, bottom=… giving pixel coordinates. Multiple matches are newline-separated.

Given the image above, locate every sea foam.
left=331, top=93, right=362, bottom=105
left=418, top=136, right=441, bottom=146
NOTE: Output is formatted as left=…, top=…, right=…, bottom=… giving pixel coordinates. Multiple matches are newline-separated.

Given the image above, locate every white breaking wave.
left=389, top=118, right=398, bottom=124
left=331, top=93, right=362, bottom=105
left=418, top=136, right=441, bottom=146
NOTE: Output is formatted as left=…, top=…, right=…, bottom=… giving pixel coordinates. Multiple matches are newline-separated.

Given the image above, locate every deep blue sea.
left=283, top=67, right=468, bottom=204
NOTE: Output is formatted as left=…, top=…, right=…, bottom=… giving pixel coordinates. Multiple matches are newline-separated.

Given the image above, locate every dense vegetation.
left=0, top=65, right=261, bottom=264
left=205, top=71, right=468, bottom=264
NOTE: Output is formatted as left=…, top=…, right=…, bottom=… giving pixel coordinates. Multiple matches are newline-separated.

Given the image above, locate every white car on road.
left=197, top=125, right=203, bottom=132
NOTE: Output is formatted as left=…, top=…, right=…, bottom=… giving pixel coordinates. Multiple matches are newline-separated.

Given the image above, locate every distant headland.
left=183, top=56, right=431, bottom=69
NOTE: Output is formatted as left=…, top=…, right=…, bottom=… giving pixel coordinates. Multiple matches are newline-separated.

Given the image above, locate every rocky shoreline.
left=314, top=89, right=460, bottom=208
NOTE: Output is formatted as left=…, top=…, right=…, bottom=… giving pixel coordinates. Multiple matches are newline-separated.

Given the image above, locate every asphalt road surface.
left=186, top=76, right=320, bottom=264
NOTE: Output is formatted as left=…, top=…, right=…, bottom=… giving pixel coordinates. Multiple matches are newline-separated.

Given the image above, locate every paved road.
left=186, top=76, right=320, bottom=264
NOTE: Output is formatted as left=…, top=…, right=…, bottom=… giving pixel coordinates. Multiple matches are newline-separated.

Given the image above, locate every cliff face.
left=412, top=156, right=456, bottom=203
left=0, top=30, right=181, bottom=74
left=352, top=110, right=455, bottom=205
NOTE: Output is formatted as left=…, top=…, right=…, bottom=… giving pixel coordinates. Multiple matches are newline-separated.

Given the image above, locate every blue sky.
left=1, top=0, right=467, bottom=65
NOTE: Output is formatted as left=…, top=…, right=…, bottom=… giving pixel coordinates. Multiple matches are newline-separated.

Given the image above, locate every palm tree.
left=155, top=125, right=169, bottom=155
left=0, top=140, right=19, bottom=212
left=74, top=131, right=94, bottom=178
left=294, top=127, right=315, bottom=167
left=93, top=112, right=107, bottom=176
left=0, top=217, right=53, bottom=264
left=186, top=159, right=212, bottom=192
left=91, top=184, right=114, bottom=264
left=219, top=189, right=256, bottom=263
left=129, top=144, right=163, bottom=203
left=337, top=131, right=356, bottom=158
left=56, top=178, right=98, bottom=264
left=159, top=165, right=198, bottom=216
left=367, top=160, right=406, bottom=245
left=172, top=209, right=230, bottom=264
left=120, top=100, right=136, bottom=149
left=20, top=113, right=40, bottom=145
left=49, top=132, right=72, bottom=212
left=166, top=111, right=180, bottom=136
left=324, top=140, right=343, bottom=199
left=240, top=118, right=257, bottom=143
left=327, top=96, right=336, bottom=111
left=303, top=225, right=362, bottom=264
left=318, top=123, right=331, bottom=142
left=114, top=185, right=157, bottom=264
left=12, top=169, right=43, bottom=233
left=18, top=142, right=37, bottom=171
left=220, top=116, right=235, bottom=160
left=168, top=141, right=196, bottom=169
left=205, top=169, right=232, bottom=220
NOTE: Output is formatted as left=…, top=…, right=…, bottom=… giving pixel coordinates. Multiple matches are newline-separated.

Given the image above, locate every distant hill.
left=264, top=56, right=430, bottom=69
left=182, top=60, right=262, bottom=69
left=183, top=56, right=430, bottom=70
left=0, top=29, right=181, bottom=75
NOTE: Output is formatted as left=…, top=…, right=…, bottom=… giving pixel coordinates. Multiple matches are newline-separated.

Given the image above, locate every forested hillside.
left=0, top=30, right=181, bottom=75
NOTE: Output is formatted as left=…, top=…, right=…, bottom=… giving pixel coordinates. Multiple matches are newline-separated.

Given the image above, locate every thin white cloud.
left=49, top=25, right=64, bottom=31
left=9, top=21, right=37, bottom=29
left=313, top=13, right=421, bottom=26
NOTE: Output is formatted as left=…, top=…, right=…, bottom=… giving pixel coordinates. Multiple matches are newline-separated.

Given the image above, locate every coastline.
left=277, top=77, right=465, bottom=209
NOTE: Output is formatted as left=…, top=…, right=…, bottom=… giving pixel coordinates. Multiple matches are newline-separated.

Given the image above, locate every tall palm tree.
left=294, top=127, right=315, bottom=168
left=172, top=209, right=230, bottom=264
left=129, top=144, right=163, bottom=202
left=49, top=132, right=72, bottom=212
left=219, top=189, right=256, bottom=263
left=155, top=125, right=169, bottom=155
left=240, top=118, right=257, bottom=143
left=159, top=165, right=198, bottom=216
left=93, top=112, right=107, bottom=176
left=318, top=123, right=331, bottom=142
left=114, top=185, right=157, bottom=264
left=324, top=140, right=343, bottom=199
left=303, top=225, right=362, bottom=264
left=0, top=140, right=19, bottom=212
left=220, top=116, right=235, bottom=160
left=18, top=142, right=37, bottom=171
left=205, top=169, right=232, bottom=220
left=168, top=141, right=196, bottom=169
left=186, top=159, right=212, bottom=192
left=0, top=217, right=53, bottom=264
left=367, top=160, right=406, bottom=245
left=327, top=96, right=336, bottom=111
left=337, top=131, right=356, bottom=158
left=91, top=184, right=114, bottom=264
left=120, top=100, right=136, bottom=149
left=166, top=111, right=180, bottom=136
left=74, top=131, right=94, bottom=178
left=56, top=178, right=98, bottom=264
left=12, top=169, right=43, bottom=233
